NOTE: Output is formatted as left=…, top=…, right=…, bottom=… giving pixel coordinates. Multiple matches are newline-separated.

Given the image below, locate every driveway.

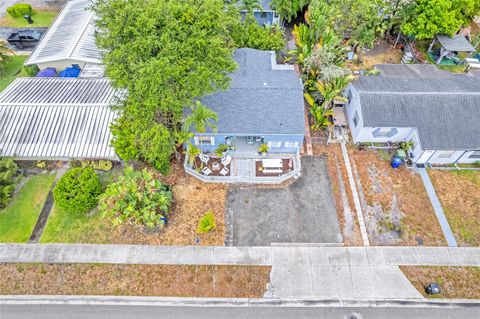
left=227, top=156, right=342, bottom=246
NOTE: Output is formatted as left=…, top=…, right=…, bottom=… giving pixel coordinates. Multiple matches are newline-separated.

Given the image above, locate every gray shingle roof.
left=436, top=35, right=475, bottom=52
left=375, top=64, right=453, bottom=78
left=0, top=78, right=119, bottom=159
left=353, top=76, right=480, bottom=150
left=25, top=0, right=102, bottom=66
left=200, top=48, right=305, bottom=135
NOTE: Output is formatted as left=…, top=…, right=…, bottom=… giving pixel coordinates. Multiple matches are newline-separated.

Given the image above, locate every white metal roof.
left=0, top=77, right=119, bottom=160
left=25, top=0, right=102, bottom=66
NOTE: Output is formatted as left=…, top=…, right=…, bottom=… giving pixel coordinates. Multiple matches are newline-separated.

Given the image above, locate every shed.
left=0, top=77, right=120, bottom=160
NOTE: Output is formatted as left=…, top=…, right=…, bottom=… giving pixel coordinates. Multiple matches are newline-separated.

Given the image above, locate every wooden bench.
left=262, top=168, right=283, bottom=174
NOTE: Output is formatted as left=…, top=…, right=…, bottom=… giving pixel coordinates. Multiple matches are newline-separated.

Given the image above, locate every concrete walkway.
left=418, top=168, right=457, bottom=247
left=2, top=244, right=480, bottom=300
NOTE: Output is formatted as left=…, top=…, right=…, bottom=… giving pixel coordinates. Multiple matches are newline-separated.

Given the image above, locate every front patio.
left=184, top=152, right=302, bottom=184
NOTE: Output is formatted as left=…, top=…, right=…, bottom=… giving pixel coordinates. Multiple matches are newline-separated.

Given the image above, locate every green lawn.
left=0, top=10, right=58, bottom=28
left=0, top=55, right=28, bottom=92
left=0, top=173, right=56, bottom=243
left=40, top=205, right=112, bottom=244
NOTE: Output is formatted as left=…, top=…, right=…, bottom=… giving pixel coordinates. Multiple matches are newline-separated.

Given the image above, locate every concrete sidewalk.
left=1, top=244, right=479, bottom=300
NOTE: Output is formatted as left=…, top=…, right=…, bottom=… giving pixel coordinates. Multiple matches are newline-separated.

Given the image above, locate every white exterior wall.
left=422, top=151, right=465, bottom=164
left=458, top=151, right=480, bottom=164
left=36, top=60, right=89, bottom=71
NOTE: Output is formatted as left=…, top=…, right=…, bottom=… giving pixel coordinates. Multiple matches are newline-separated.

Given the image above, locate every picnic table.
left=262, top=159, right=282, bottom=168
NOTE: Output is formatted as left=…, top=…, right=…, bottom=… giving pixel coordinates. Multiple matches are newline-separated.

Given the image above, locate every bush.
left=23, top=64, right=39, bottom=77
left=79, top=160, right=113, bottom=171
left=196, top=211, right=216, bottom=234
left=99, top=166, right=172, bottom=229
left=7, top=4, right=33, bottom=18
left=0, top=158, right=18, bottom=209
left=53, top=167, right=102, bottom=213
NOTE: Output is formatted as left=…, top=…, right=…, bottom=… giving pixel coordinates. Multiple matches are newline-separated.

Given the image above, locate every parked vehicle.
left=7, top=30, right=42, bottom=49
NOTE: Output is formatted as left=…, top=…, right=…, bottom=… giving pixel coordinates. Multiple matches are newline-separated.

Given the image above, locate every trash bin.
left=425, top=283, right=441, bottom=295
left=391, top=156, right=402, bottom=169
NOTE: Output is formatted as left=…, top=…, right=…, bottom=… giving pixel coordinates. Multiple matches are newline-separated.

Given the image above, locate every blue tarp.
left=36, top=68, right=57, bottom=77
left=59, top=66, right=81, bottom=78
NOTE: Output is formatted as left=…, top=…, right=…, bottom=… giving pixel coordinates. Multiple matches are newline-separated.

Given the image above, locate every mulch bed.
left=0, top=263, right=271, bottom=298
left=400, top=266, right=480, bottom=299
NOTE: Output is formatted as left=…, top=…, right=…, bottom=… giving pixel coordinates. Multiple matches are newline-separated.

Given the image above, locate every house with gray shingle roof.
left=185, top=48, right=305, bottom=183
left=346, top=69, right=480, bottom=165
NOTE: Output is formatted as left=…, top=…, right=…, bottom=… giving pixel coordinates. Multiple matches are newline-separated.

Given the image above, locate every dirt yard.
left=429, top=170, right=480, bottom=246
left=401, top=266, right=480, bottom=299
left=0, top=263, right=270, bottom=297
left=313, top=144, right=363, bottom=246
left=349, top=148, right=446, bottom=246
left=347, top=41, right=403, bottom=71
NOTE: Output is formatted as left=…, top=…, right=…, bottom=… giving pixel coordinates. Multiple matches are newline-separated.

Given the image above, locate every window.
left=194, top=136, right=214, bottom=146
left=353, top=111, right=359, bottom=127
left=260, top=12, right=267, bottom=18
left=267, top=141, right=281, bottom=148
left=469, top=151, right=480, bottom=159
left=372, top=128, right=397, bottom=138
left=437, top=151, right=456, bottom=159
left=284, top=141, right=299, bottom=148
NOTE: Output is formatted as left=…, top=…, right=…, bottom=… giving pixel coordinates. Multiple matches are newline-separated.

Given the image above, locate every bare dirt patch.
left=429, top=170, right=480, bottom=246
left=312, top=144, right=362, bottom=246
left=347, top=41, right=403, bottom=71
left=349, top=148, right=446, bottom=246
left=0, top=263, right=270, bottom=297
left=401, top=266, right=480, bottom=299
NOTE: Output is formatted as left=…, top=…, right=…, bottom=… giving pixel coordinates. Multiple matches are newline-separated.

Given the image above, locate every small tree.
left=6, top=3, right=33, bottom=18
left=0, top=41, right=13, bottom=75
left=196, top=211, right=216, bottom=234
left=53, top=167, right=102, bottom=213
left=184, top=101, right=218, bottom=134
left=0, top=157, right=18, bottom=209
left=99, top=166, right=172, bottom=229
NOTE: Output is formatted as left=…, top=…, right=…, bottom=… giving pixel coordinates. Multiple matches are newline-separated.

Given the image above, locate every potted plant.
left=258, top=143, right=269, bottom=156
left=215, top=143, right=229, bottom=157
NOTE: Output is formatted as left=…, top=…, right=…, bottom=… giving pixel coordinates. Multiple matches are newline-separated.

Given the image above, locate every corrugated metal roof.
left=25, top=0, right=102, bottom=66
left=0, top=77, right=119, bottom=159
left=436, top=35, right=475, bottom=52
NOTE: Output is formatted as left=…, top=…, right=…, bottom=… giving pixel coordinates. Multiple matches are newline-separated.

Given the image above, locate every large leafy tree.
left=271, top=0, right=311, bottom=22
left=93, top=0, right=237, bottom=173
left=401, top=0, right=480, bottom=39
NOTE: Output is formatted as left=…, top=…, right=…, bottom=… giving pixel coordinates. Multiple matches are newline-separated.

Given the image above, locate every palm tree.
left=240, top=0, right=263, bottom=16
left=184, top=101, right=218, bottom=134
left=0, top=41, right=13, bottom=75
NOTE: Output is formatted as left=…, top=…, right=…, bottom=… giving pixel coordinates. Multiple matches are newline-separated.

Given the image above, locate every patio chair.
left=221, top=155, right=232, bottom=166
left=201, top=153, right=210, bottom=165
left=220, top=167, right=229, bottom=176
left=202, top=167, right=212, bottom=176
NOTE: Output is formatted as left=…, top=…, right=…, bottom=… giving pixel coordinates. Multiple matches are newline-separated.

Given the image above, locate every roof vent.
left=263, top=82, right=268, bottom=86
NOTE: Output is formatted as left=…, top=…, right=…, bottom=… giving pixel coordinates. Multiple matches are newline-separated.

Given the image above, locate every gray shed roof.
left=25, top=0, right=102, bottom=66
left=353, top=76, right=480, bottom=150
left=375, top=64, right=453, bottom=78
left=436, top=35, right=475, bottom=52
left=0, top=77, right=119, bottom=159
left=200, top=48, right=305, bottom=135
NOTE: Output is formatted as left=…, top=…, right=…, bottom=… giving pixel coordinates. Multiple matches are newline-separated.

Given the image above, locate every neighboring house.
left=237, top=0, right=280, bottom=25
left=0, top=77, right=120, bottom=160
left=345, top=68, right=480, bottom=165
left=24, top=0, right=103, bottom=73
left=185, top=48, right=305, bottom=183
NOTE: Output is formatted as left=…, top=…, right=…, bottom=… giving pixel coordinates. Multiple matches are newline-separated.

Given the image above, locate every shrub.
left=53, top=167, right=102, bottom=213
left=35, top=161, right=46, bottom=169
left=0, top=158, right=18, bottom=208
left=23, top=64, right=39, bottom=77
left=79, top=160, right=113, bottom=171
left=215, top=144, right=229, bottom=157
left=7, top=4, right=33, bottom=18
left=99, top=166, right=172, bottom=229
left=196, top=211, right=216, bottom=234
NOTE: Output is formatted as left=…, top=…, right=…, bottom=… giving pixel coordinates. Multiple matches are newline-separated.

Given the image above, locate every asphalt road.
left=1, top=304, right=480, bottom=319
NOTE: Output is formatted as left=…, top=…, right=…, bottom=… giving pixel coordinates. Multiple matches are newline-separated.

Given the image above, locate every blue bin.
left=391, top=156, right=402, bottom=169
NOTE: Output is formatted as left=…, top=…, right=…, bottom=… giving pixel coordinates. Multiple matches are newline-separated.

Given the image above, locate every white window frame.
left=284, top=141, right=299, bottom=148
left=353, top=111, right=359, bottom=127
left=373, top=127, right=392, bottom=137
left=436, top=151, right=456, bottom=159
left=468, top=151, right=480, bottom=159
left=194, top=136, right=215, bottom=146
left=267, top=141, right=281, bottom=148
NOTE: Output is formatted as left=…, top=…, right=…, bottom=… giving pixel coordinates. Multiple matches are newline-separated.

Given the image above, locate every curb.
left=1, top=296, right=479, bottom=308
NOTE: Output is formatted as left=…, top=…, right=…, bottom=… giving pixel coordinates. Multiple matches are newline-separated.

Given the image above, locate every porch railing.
left=184, top=151, right=302, bottom=184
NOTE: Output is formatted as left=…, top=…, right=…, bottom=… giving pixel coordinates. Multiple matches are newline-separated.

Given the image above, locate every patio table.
left=211, top=162, right=221, bottom=171
left=262, top=159, right=282, bottom=168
